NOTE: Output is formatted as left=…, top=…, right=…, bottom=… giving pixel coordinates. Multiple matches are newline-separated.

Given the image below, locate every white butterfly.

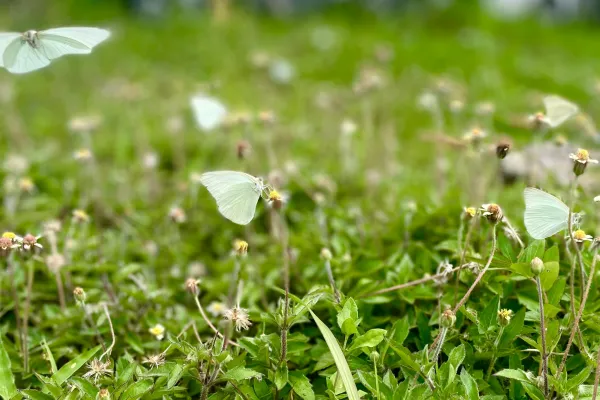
left=542, top=95, right=579, bottom=128
left=190, top=94, right=227, bottom=132
left=0, top=27, right=110, bottom=74
left=524, top=187, right=574, bottom=240
left=200, top=171, right=267, bottom=225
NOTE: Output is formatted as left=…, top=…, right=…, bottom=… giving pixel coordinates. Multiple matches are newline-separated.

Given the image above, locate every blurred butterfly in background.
left=542, top=95, right=579, bottom=128
left=200, top=171, right=269, bottom=225
left=0, top=27, right=111, bottom=74
left=524, top=187, right=579, bottom=240
left=190, top=94, right=227, bottom=132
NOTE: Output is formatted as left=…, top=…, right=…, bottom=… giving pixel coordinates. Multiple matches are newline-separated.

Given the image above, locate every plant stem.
left=454, top=217, right=477, bottom=304
left=365, top=266, right=464, bottom=297
left=593, top=342, right=600, bottom=399
left=373, top=355, right=380, bottom=400
left=99, top=303, right=116, bottom=360
left=22, top=261, right=34, bottom=372
left=486, top=325, right=505, bottom=380
left=55, top=270, right=66, bottom=311
left=227, top=258, right=242, bottom=307
left=324, top=259, right=340, bottom=304
left=432, top=327, right=448, bottom=362
left=535, top=276, right=548, bottom=397
left=556, top=249, right=599, bottom=380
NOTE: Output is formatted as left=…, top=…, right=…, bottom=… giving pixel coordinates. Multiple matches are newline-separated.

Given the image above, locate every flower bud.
left=73, top=287, right=86, bottom=303
left=233, top=239, right=248, bottom=257
left=462, top=207, right=477, bottom=220
left=498, top=309, right=513, bottom=327
left=320, top=248, right=332, bottom=261
left=185, top=278, right=200, bottom=296
left=530, top=257, right=544, bottom=276
left=441, top=309, right=456, bottom=328
left=369, top=351, right=380, bottom=363
left=98, top=388, right=110, bottom=400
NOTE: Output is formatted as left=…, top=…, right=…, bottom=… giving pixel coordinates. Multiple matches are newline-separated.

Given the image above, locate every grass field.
left=2, top=1, right=600, bottom=399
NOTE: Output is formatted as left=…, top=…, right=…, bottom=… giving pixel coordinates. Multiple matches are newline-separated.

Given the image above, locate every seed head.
left=481, top=203, right=503, bottom=224
left=185, top=278, right=200, bottom=296
left=142, top=353, right=166, bottom=369
left=530, top=257, right=544, bottom=276
left=21, top=234, right=42, bottom=251
left=82, top=358, right=112, bottom=383
left=46, top=254, right=66, bottom=273
left=168, top=207, right=186, bottom=224
left=223, top=306, right=252, bottom=331
left=498, top=309, right=513, bottom=327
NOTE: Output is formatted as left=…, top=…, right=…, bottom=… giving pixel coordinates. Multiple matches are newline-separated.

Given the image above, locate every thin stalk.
left=227, top=258, right=242, bottom=307
left=454, top=217, right=477, bottom=304
left=556, top=249, right=599, bottom=380
left=193, top=295, right=238, bottom=347
left=22, top=261, right=34, bottom=372
left=99, top=304, right=116, bottom=360
left=432, top=327, right=448, bottom=362
left=364, top=266, right=463, bottom=297
left=535, top=276, right=548, bottom=397
left=485, top=326, right=505, bottom=380
left=373, top=355, right=380, bottom=400
left=81, top=302, right=106, bottom=352
left=8, top=254, right=22, bottom=352
left=55, top=271, right=66, bottom=311
left=324, top=259, right=340, bottom=304
left=593, top=342, right=600, bottom=399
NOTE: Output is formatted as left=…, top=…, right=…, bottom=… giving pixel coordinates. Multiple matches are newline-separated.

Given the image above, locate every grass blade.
left=309, top=310, right=360, bottom=400
left=52, top=345, right=102, bottom=386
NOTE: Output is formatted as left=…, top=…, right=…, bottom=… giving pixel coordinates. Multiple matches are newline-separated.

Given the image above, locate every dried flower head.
left=569, top=148, right=598, bottom=176
left=466, top=262, right=481, bottom=274
left=142, top=353, right=166, bottom=369
left=98, top=388, right=110, bottom=399
left=72, top=209, right=90, bottom=223
left=233, top=239, right=248, bottom=256
left=571, top=229, right=593, bottom=243
left=46, top=253, right=66, bottom=273
left=207, top=301, right=226, bottom=317
left=82, top=358, right=112, bottom=383
left=258, top=110, right=276, bottom=124
left=43, top=220, right=62, bottom=235
left=441, top=309, right=456, bottom=328
left=0, top=236, right=18, bottom=255
left=185, top=278, right=200, bottom=296
left=434, top=260, right=454, bottom=285
left=168, top=207, right=186, bottom=224
left=224, top=306, right=252, bottom=331
left=481, top=203, right=503, bottom=224
left=21, top=234, right=42, bottom=251
left=498, top=309, right=513, bottom=326
left=149, top=324, right=166, bottom=340
left=236, top=140, right=252, bottom=160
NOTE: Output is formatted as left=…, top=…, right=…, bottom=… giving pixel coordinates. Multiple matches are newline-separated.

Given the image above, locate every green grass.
left=2, top=1, right=600, bottom=399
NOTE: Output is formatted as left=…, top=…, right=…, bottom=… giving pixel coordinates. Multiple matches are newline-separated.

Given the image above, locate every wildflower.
left=21, top=234, right=42, bottom=251
left=320, top=248, right=332, bottom=261
left=531, top=257, right=544, bottom=276
left=441, top=309, right=456, bottom=328
left=528, top=112, right=548, bottom=130
left=168, top=207, right=186, bottom=224
left=340, top=119, right=357, bottom=136
left=449, top=99, right=464, bottom=113
left=223, top=306, right=252, bottom=331
left=142, top=152, right=159, bottom=170
left=73, top=209, right=90, bottom=223
left=495, top=139, right=511, bottom=160
left=463, top=207, right=477, bottom=220
left=82, top=358, right=112, bottom=383
left=207, top=301, right=226, bottom=317
left=19, top=177, right=35, bottom=193
left=463, top=127, right=487, bottom=146
left=149, top=324, right=166, bottom=340
left=185, top=278, right=200, bottom=296
left=43, top=220, right=62, bottom=235
left=3, top=154, right=29, bottom=174
left=73, top=148, right=93, bottom=161
left=0, top=236, right=18, bottom=255
left=481, top=203, right=503, bottom=224
left=46, top=254, right=66, bottom=273
left=268, top=189, right=284, bottom=210
left=498, top=309, right=513, bottom=327
left=142, top=353, right=166, bottom=369
left=236, top=140, right=252, bottom=160
left=98, top=388, right=110, bottom=399
left=417, top=91, right=438, bottom=111
left=73, top=287, right=87, bottom=303
left=571, top=229, right=593, bottom=244
left=233, top=239, right=248, bottom=257
left=569, top=148, right=598, bottom=176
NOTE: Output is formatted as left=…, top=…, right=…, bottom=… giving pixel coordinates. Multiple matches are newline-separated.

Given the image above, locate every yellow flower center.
left=2, top=232, right=15, bottom=239
left=574, top=229, right=587, bottom=241
left=465, top=207, right=476, bottom=218
left=576, top=149, right=590, bottom=161
left=269, top=190, right=282, bottom=201
left=498, top=309, right=513, bottom=321
left=234, top=239, right=248, bottom=254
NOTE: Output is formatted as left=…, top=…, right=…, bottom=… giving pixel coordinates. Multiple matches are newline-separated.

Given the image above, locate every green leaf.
left=347, top=329, right=387, bottom=352
left=40, top=341, right=57, bottom=374
left=459, top=368, right=478, bottom=400
left=69, top=377, right=98, bottom=399
left=494, top=369, right=531, bottom=384
left=357, top=370, right=394, bottom=399
left=500, top=308, right=525, bottom=349
left=521, top=382, right=545, bottom=400
left=391, top=317, right=410, bottom=346
left=387, top=344, right=421, bottom=372
left=120, top=378, right=154, bottom=400
left=544, top=245, right=559, bottom=263
left=222, top=366, right=263, bottom=382
left=337, top=298, right=359, bottom=337
left=566, top=366, right=592, bottom=391
left=0, top=336, right=18, bottom=400
left=519, top=240, right=545, bottom=263
left=116, top=359, right=137, bottom=387
left=20, top=391, right=53, bottom=400
left=498, top=233, right=516, bottom=262
left=274, top=364, right=288, bottom=391
left=547, top=277, right=567, bottom=306
left=288, top=372, right=315, bottom=400
left=479, top=295, right=500, bottom=333
left=309, top=310, right=360, bottom=400
left=539, top=261, right=559, bottom=291
left=52, top=345, right=101, bottom=386
left=448, top=344, right=465, bottom=370
left=167, top=364, right=185, bottom=389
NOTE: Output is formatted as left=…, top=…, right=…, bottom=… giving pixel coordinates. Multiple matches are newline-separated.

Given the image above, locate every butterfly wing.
left=190, top=94, right=227, bottom=132
left=38, top=27, right=110, bottom=59
left=543, top=95, right=579, bottom=128
left=0, top=33, right=21, bottom=67
left=3, top=38, right=50, bottom=74
left=200, top=171, right=261, bottom=225
left=524, top=187, right=570, bottom=240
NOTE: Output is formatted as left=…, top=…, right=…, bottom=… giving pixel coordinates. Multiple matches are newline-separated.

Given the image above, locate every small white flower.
left=569, top=229, right=593, bottom=244
left=340, top=119, right=357, bottom=136
left=207, top=301, right=226, bottom=317
left=569, top=149, right=598, bottom=165
left=149, top=324, right=165, bottom=340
